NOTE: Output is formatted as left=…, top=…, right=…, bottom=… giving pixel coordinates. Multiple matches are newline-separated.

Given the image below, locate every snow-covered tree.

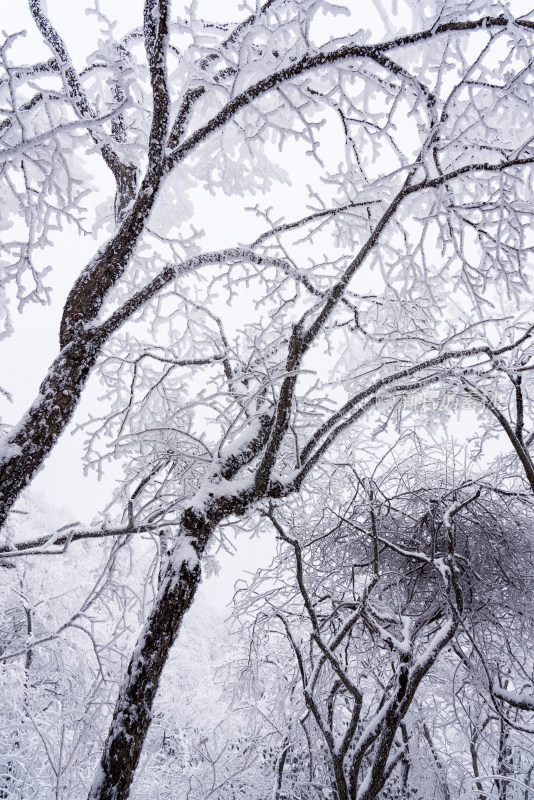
left=233, top=440, right=534, bottom=799
left=3, top=1, right=534, bottom=798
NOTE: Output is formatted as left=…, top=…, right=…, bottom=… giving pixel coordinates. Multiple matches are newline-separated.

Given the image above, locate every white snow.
left=171, top=539, right=199, bottom=572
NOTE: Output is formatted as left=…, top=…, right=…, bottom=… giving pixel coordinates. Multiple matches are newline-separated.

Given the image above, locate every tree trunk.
left=87, top=534, right=204, bottom=800
left=87, top=414, right=272, bottom=800
left=0, top=182, right=163, bottom=532
left=0, top=330, right=102, bottom=530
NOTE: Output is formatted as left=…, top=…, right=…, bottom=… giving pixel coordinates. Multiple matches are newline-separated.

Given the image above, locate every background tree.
left=233, top=439, right=534, bottom=800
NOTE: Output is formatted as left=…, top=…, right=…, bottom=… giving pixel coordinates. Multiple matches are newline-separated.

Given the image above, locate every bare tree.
left=234, top=444, right=534, bottom=800
left=3, top=1, right=534, bottom=798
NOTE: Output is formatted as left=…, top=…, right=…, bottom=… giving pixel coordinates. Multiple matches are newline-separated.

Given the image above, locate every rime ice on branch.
left=2, top=1, right=534, bottom=799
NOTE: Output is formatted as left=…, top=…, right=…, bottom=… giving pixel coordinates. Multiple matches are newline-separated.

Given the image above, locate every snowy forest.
left=2, top=0, right=534, bottom=797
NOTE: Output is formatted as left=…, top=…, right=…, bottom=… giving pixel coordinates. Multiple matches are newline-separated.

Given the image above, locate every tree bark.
left=0, top=0, right=170, bottom=533
left=0, top=186, right=163, bottom=532
left=87, top=533, right=204, bottom=800
left=0, top=330, right=102, bottom=530
left=87, top=414, right=272, bottom=800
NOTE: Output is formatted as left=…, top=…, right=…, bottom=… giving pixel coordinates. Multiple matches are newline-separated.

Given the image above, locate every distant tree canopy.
left=1, top=1, right=534, bottom=798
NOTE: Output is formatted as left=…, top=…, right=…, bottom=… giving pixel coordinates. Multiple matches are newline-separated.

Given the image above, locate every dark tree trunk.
left=0, top=183, right=163, bottom=532
left=0, top=330, right=102, bottom=530
left=87, top=415, right=273, bottom=800
left=87, top=532, right=205, bottom=800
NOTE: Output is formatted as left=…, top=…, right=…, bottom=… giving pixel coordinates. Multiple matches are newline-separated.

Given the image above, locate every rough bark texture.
left=0, top=179, right=162, bottom=530
left=87, top=414, right=273, bottom=800
left=59, top=188, right=162, bottom=347
left=87, top=537, right=203, bottom=800
left=0, top=330, right=102, bottom=530
left=0, top=0, right=169, bottom=532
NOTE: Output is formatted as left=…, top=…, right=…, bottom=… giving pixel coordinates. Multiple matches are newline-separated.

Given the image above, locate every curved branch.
left=300, top=327, right=534, bottom=469
left=460, top=378, right=534, bottom=493
left=0, top=523, right=164, bottom=558
left=27, top=0, right=138, bottom=220
left=165, top=15, right=534, bottom=173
